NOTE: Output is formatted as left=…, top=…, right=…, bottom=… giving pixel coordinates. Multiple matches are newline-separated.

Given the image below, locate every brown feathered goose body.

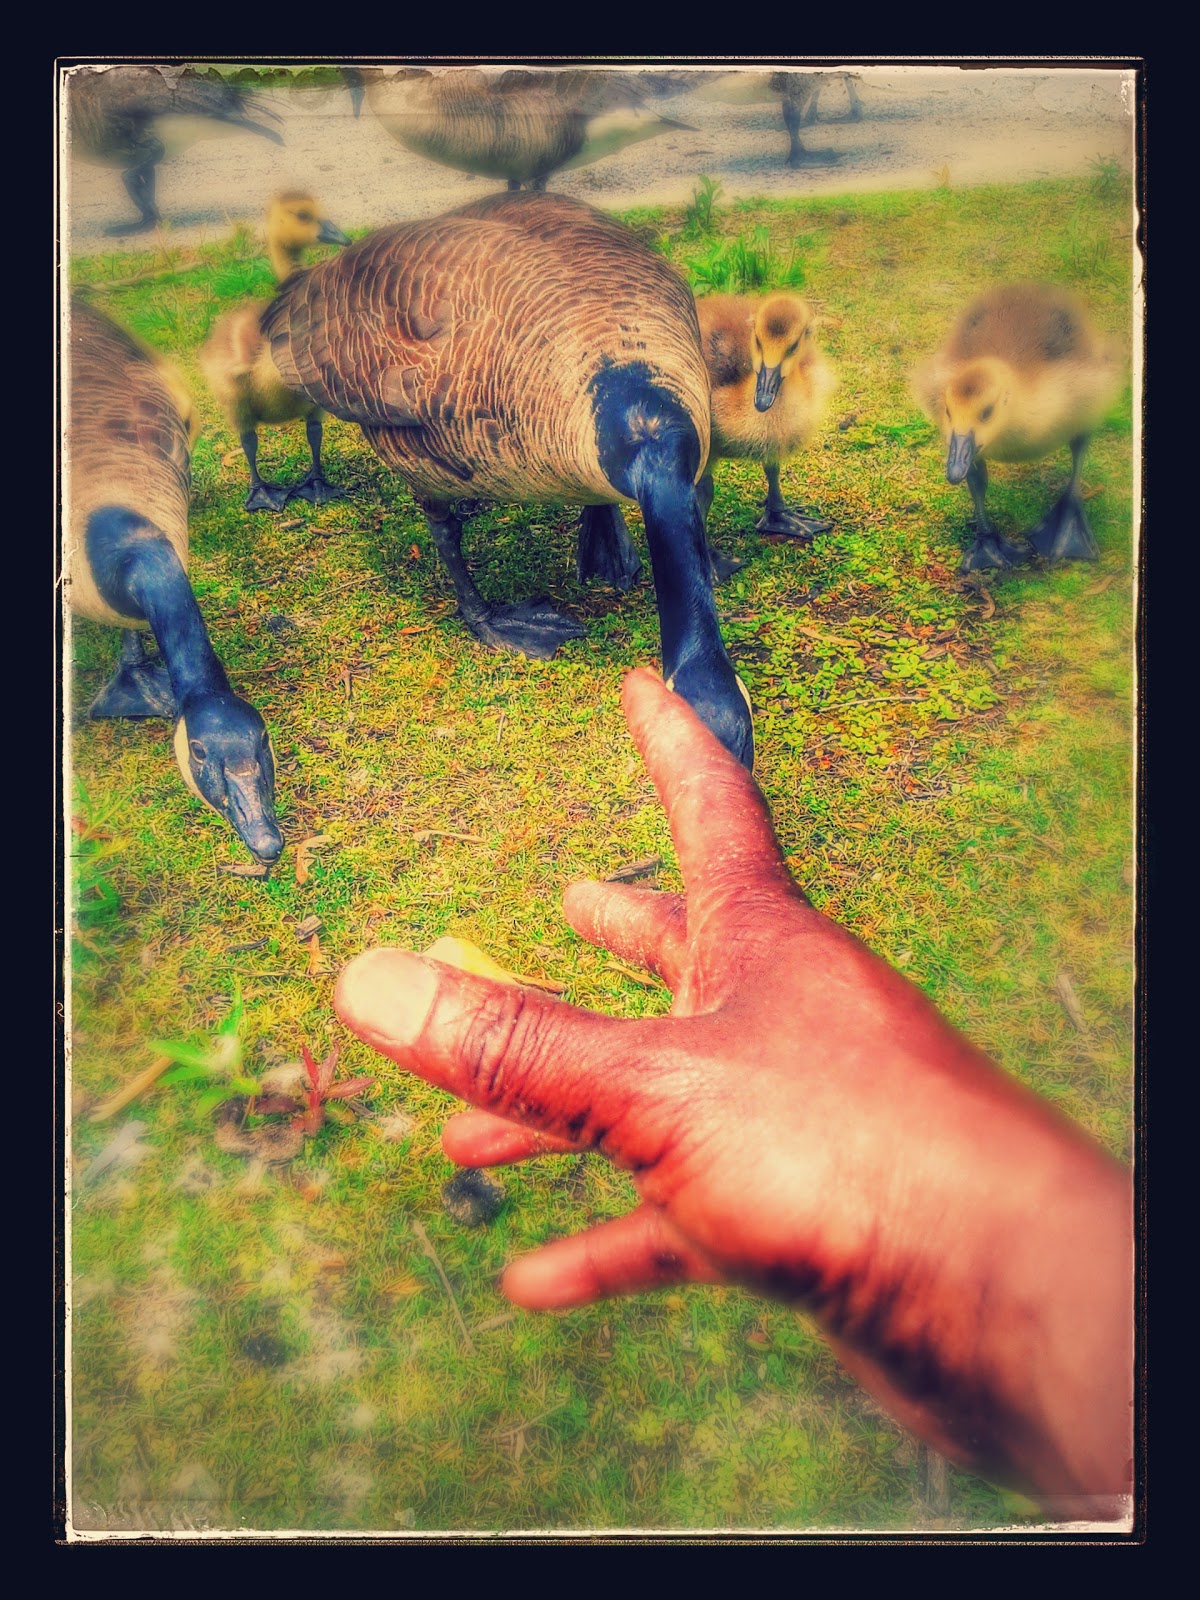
left=262, top=191, right=711, bottom=506
left=65, top=299, right=194, bottom=628
left=360, top=68, right=687, bottom=189
left=258, top=191, right=753, bottom=764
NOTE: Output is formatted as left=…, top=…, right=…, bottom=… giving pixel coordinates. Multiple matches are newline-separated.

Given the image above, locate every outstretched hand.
left=335, top=669, right=1132, bottom=1514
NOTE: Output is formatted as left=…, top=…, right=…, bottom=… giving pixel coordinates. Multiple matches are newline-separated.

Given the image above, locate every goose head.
left=942, top=358, right=1011, bottom=482
left=173, top=692, right=284, bottom=863
left=751, top=294, right=819, bottom=412
left=266, top=191, right=350, bottom=281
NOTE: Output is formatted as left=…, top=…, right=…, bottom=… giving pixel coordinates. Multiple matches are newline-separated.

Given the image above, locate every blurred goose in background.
left=349, top=66, right=693, bottom=191
left=66, top=299, right=283, bottom=863
left=914, top=283, right=1125, bottom=572
left=692, top=69, right=862, bottom=167
left=68, top=64, right=283, bottom=235
left=199, top=192, right=351, bottom=511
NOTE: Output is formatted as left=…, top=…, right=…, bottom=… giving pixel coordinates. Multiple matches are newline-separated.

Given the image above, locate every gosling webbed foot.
left=289, top=473, right=346, bottom=506
left=576, top=505, right=643, bottom=593
left=243, top=482, right=293, bottom=513
left=958, top=528, right=1029, bottom=575
left=754, top=505, right=833, bottom=540
left=1026, top=494, right=1100, bottom=564
left=88, top=659, right=176, bottom=720
left=465, top=597, right=587, bottom=661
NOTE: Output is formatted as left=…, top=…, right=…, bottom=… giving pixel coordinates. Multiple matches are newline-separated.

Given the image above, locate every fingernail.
left=334, top=948, right=438, bottom=1047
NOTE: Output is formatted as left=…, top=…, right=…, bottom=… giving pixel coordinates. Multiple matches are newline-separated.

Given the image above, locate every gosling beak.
left=946, top=431, right=976, bottom=485
left=754, top=365, right=783, bottom=412
left=318, top=218, right=351, bottom=247
left=226, top=773, right=284, bottom=863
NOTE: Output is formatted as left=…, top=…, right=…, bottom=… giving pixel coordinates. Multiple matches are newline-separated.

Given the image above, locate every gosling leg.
left=697, top=472, right=743, bottom=582
left=959, top=457, right=1028, bottom=575
left=755, top=463, right=833, bottom=540
left=289, top=416, right=346, bottom=506
left=105, top=140, right=164, bottom=236
left=239, top=430, right=292, bottom=513
left=1026, top=435, right=1101, bottom=564
left=88, top=630, right=176, bottom=720
left=423, top=500, right=585, bottom=660
left=575, top=505, right=643, bottom=592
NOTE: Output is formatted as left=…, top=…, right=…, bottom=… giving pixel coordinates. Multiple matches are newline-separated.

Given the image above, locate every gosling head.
left=266, top=192, right=350, bottom=278
left=751, top=294, right=819, bottom=413
left=942, top=359, right=1011, bottom=483
left=173, top=692, right=284, bottom=864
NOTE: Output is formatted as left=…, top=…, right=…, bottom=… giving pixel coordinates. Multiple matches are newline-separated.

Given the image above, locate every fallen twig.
left=412, top=1219, right=476, bottom=1354
left=88, top=1057, right=172, bottom=1123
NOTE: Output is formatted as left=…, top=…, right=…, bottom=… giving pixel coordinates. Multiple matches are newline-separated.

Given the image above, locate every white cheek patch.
left=173, top=717, right=213, bottom=809
left=736, top=675, right=752, bottom=713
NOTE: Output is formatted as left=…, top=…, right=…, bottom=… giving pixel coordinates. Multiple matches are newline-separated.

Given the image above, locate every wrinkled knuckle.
left=457, top=988, right=555, bottom=1109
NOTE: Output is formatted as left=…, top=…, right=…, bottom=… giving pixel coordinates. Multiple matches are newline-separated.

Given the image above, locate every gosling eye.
left=979, top=404, right=994, bottom=423
left=188, top=739, right=207, bottom=765
left=296, top=211, right=314, bottom=223
left=785, top=340, right=800, bottom=359
left=803, top=326, right=813, bottom=339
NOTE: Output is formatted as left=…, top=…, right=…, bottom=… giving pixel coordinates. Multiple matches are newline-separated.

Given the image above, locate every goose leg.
left=105, top=139, right=164, bottom=236
left=697, top=473, right=743, bottom=582
left=289, top=416, right=346, bottom=505
left=575, top=504, right=643, bottom=592
left=844, top=76, right=865, bottom=123
left=1026, top=436, right=1101, bottom=563
left=88, top=630, right=176, bottom=720
left=422, top=500, right=586, bottom=661
left=782, top=92, right=840, bottom=167
left=755, top=463, right=833, bottom=540
left=959, top=458, right=1029, bottom=574
left=239, top=430, right=292, bottom=513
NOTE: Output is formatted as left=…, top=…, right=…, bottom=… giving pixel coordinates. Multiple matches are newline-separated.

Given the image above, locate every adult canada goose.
left=696, top=290, right=837, bottom=542
left=915, top=283, right=1125, bottom=572
left=199, top=193, right=351, bottom=511
left=68, top=64, right=283, bottom=236
left=259, top=191, right=754, bottom=766
left=66, top=299, right=283, bottom=863
left=691, top=70, right=859, bottom=167
left=354, top=66, right=692, bottom=191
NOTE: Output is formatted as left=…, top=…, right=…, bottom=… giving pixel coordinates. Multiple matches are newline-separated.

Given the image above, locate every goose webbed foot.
left=103, top=216, right=160, bottom=237
left=958, top=528, right=1029, bottom=575
left=289, top=472, right=346, bottom=507
left=708, top=546, right=744, bottom=583
left=786, top=147, right=841, bottom=168
left=465, top=598, right=587, bottom=661
left=754, top=504, right=833, bottom=540
left=1026, top=494, right=1100, bottom=564
left=576, top=505, right=643, bottom=592
left=244, top=482, right=293, bottom=513
left=89, top=657, right=175, bottom=721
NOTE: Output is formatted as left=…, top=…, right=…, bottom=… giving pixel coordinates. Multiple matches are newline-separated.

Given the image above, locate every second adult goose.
left=69, top=64, right=283, bottom=236
left=66, top=299, right=283, bottom=863
left=914, top=283, right=1124, bottom=572
left=356, top=67, right=691, bottom=191
left=199, top=192, right=351, bottom=511
left=260, top=191, right=754, bottom=766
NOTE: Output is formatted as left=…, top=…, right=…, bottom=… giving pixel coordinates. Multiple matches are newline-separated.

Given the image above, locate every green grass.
left=66, top=174, right=1135, bottom=1534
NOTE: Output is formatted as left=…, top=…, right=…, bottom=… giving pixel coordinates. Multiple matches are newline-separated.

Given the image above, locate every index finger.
left=621, top=669, right=797, bottom=913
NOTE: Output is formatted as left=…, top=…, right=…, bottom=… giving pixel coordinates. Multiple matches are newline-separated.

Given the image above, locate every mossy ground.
left=65, top=172, right=1135, bottom=1534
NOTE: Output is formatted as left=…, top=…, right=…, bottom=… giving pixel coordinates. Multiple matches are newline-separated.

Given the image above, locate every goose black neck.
left=590, top=362, right=724, bottom=679
left=86, top=507, right=230, bottom=705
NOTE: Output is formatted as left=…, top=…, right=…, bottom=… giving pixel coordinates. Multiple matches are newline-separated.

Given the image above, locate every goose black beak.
left=754, top=365, right=782, bottom=412
left=946, top=431, right=976, bottom=485
left=318, top=218, right=351, bottom=247
left=226, top=773, right=284, bottom=863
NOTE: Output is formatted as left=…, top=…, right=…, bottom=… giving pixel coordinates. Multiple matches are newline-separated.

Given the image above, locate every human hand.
left=335, top=669, right=1132, bottom=1511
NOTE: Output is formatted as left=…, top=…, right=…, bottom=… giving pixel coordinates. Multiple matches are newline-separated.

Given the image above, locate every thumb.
left=335, top=947, right=649, bottom=1149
